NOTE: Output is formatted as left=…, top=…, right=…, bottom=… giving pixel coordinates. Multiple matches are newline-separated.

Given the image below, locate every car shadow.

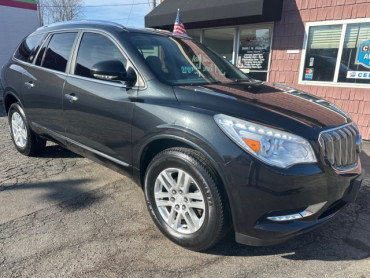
left=40, top=144, right=83, bottom=159
left=0, top=179, right=103, bottom=210
left=203, top=145, right=370, bottom=261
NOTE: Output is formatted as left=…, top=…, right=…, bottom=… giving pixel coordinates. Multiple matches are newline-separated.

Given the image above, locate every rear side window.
left=75, top=32, right=127, bottom=79
left=41, top=32, right=77, bottom=72
left=14, top=34, right=46, bottom=63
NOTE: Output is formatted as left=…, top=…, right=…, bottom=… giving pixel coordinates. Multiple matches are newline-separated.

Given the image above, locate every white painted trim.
left=306, top=18, right=370, bottom=27
left=298, top=23, right=308, bottom=86
left=333, top=23, right=347, bottom=83
left=266, top=23, right=274, bottom=82
left=287, top=50, right=300, bottom=54
left=298, top=18, right=370, bottom=88
left=299, top=80, right=370, bottom=89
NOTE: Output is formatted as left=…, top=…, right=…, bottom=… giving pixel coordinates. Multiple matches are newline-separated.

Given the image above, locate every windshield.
left=127, top=32, right=253, bottom=86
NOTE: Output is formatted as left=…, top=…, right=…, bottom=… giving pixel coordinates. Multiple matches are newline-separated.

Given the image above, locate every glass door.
left=237, top=23, right=273, bottom=81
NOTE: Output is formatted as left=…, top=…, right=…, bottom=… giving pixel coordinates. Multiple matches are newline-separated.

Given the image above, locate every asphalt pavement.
left=0, top=103, right=369, bottom=278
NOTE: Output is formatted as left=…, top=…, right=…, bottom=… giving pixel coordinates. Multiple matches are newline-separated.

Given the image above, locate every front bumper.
left=223, top=153, right=363, bottom=246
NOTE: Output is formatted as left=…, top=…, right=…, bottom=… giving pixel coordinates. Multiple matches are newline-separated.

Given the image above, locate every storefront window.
left=203, top=28, right=234, bottom=63
left=302, top=25, right=342, bottom=82
left=339, top=23, right=370, bottom=84
left=187, top=30, right=201, bottom=43
left=237, top=24, right=273, bottom=81
left=302, top=20, right=370, bottom=85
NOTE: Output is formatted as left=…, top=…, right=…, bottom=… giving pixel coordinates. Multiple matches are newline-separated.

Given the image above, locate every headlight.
left=214, top=114, right=317, bottom=168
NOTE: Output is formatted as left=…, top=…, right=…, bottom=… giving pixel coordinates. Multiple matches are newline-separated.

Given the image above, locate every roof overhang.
left=145, top=0, right=283, bottom=30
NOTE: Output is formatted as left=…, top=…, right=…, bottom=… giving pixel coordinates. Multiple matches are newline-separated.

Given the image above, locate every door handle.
left=24, top=81, right=34, bottom=89
left=64, top=93, right=78, bottom=103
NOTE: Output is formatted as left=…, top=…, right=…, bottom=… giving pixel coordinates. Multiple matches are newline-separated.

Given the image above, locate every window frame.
left=299, top=18, right=370, bottom=89
left=69, top=29, right=145, bottom=88
left=13, top=33, right=48, bottom=64
left=189, top=22, right=274, bottom=82
left=38, top=31, right=79, bottom=73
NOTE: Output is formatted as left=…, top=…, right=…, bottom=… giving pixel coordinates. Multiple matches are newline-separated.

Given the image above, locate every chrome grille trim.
left=319, top=123, right=360, bottom=172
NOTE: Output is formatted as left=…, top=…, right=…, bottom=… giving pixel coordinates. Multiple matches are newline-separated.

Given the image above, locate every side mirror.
left=90, top=60, right=136, bottom=84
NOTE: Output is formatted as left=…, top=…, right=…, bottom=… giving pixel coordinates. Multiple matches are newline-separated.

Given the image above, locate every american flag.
left=173, top=9, right=187, bottom=35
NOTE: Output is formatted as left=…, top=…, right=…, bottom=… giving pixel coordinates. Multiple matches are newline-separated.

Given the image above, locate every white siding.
left=0, top=6, right=39, bottom=74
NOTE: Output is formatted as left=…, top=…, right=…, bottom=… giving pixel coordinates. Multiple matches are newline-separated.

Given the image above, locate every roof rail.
left=36, top=19, right=127, bottom=31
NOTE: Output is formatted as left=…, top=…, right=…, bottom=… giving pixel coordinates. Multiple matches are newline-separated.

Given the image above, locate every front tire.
left=8, top=103, right=46, bottom=156
left=144, top=147, right=229, bottom=251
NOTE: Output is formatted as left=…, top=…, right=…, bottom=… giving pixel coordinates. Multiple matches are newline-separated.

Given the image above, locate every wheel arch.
left=3, top=90, right=22, bottom=115
left=137, top=133, right=234, bottom=233
left=137, top=134, right=225, bottom=186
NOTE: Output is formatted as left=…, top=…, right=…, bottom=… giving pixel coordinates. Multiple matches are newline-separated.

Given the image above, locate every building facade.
left=0, top=0, right=39, bottom=75
left=145, top=0, right=370, bottom=139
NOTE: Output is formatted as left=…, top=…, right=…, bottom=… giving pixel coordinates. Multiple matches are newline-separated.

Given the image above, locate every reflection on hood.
left=200, top=82, right=350, bottom=127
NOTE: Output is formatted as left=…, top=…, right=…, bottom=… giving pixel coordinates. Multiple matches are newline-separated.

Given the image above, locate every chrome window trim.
left=66, top=73, right=129, bottom=88
left=14, top=27, right=147, bottom=90
left=32, top=122, right=130, bottom=168
left=23, top=62, right=69, bottom=77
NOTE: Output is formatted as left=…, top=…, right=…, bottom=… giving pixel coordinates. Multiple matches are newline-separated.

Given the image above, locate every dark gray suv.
left=1, top=20, right=363, bottom=251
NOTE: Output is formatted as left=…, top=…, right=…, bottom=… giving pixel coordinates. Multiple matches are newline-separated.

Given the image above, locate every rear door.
left=63, top=31, right=138, bottom=166
left=23, top=32, right=78, bottom=134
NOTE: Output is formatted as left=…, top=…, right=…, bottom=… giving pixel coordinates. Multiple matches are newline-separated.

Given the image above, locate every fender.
left=3, top=89, right=22, bottom=113
left=135, top=124, right=228, bottom=169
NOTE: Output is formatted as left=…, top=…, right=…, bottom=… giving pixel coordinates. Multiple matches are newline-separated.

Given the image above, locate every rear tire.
left=144, top=147, right=229, bottom=251
left=8, top=103, right=46, bottom=156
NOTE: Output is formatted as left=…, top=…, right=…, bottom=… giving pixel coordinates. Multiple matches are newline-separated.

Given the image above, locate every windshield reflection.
left=128, top=33, right=252, bottom=86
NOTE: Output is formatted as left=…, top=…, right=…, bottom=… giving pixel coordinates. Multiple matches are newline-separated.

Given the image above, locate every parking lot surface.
left=0, top=103, right=369, bottom=278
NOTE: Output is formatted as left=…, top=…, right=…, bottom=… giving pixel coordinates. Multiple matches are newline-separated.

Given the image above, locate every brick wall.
left=269, top=0, right=370, bottom=139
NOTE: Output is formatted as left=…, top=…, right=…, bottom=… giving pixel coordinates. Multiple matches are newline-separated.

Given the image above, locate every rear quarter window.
left=14, top=33, right=46, bottom=63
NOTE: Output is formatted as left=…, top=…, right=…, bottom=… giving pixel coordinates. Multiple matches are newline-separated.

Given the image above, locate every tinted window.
left=14, top=34, right=46, bottom=62
left=75, top=32, right=127, bottom=79
left=42, top=32, right=77, bottom=72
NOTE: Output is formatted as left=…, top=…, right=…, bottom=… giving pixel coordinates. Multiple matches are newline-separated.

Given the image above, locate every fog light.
left=267, top=202, right=327, bottom=222
left=267, top=213, right=303, bottom=222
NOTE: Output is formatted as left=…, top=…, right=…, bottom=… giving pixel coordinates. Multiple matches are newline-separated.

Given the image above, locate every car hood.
left=173, top=82, right=351, bottom=139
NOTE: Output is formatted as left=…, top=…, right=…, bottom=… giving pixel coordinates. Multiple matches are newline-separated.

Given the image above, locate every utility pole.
left=151, top=0, right=156, bottom=10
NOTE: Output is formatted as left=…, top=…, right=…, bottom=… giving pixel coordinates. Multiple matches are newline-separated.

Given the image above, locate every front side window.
left=14, top=33, right=46, bottom=63
left=75, top=32, right=127, bottom=79
left=128, top=33, right=251, bottom=86
left=41, top=32, right=77, bottom=72
left=302, top=21, right=370, bottom=85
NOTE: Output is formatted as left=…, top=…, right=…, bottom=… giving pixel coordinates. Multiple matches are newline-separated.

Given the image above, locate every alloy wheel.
left=154, top=168, right=206, bottom=234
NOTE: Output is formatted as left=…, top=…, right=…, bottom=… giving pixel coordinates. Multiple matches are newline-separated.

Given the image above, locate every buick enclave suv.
left=1, top=21, right=363, bottom=251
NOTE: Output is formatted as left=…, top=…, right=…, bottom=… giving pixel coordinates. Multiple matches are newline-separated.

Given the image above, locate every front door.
left=63, top=32, right=137, bottom=166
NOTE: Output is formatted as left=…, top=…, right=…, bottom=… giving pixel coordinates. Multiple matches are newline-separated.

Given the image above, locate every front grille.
left=319, top=123, right=360, bottom=171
